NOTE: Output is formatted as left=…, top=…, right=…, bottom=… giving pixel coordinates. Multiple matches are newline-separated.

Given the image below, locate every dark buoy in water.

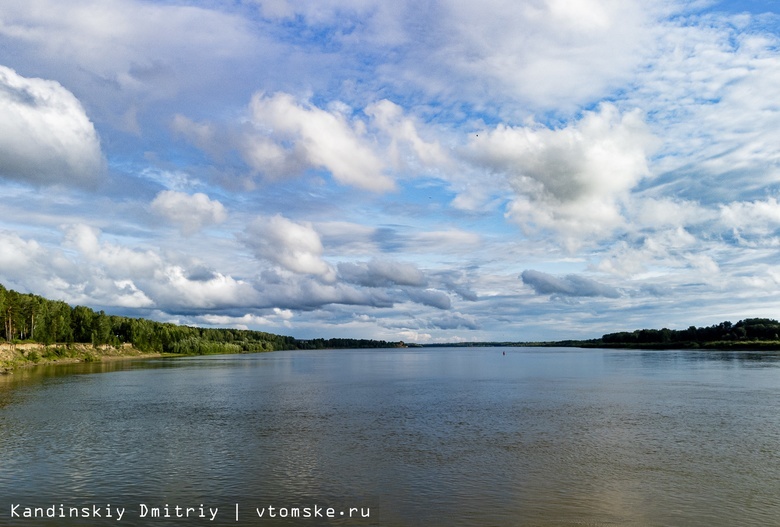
left=502, top=351, right=506, bottom=356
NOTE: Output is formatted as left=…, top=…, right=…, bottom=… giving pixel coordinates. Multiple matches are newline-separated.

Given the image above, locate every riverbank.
left=0, top=343, right=173, bottom=373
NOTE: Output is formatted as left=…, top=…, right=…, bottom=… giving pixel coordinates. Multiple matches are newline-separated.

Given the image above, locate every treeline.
left=296, top=338, right=405, bottom=349
left=594, top=318, right=780, bottom=349
left=0, top=284, right=293, bottom=354
left=420, top=319, right=780, bottom=350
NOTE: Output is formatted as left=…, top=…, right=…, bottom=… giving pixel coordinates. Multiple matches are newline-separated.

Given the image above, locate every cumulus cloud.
left=242, top=214, right=335, bottom=279
left=176, top=93, right=451, bottom=193
left=244, top=92, right=393, bottom=191
left=254, top=272, right=395, bottom=311
left=365, top=99, right=449, bottom=170
left=633, top=197, right=714, bottom=230
left=51, top=224, right=263, bottom=311
left=335, top=259, right=456, bottom=310
left=0, top=230, right=44, bottom=276
left=468, top=104, right=657, bottom=247
left=720, top=198, right=780, bottom=237
left=338, top=259, right=426, bottom=288
left=171, top=114, right=219, bottom=156
left=521, top=269, right=620, bottom=298
left=148, top=265, right=260, bottom=310
left=151, top=190, right=227, bottom=236
left=63, top=224, right=161, bottom=278
left=0, top=65, right=103, bottom=186
left=429, top=312, right=481, bottom=330
left=405, top=288, right=451, bottom=310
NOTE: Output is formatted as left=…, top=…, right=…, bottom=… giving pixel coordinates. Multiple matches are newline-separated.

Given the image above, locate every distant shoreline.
left=6, top=338, right=780, bottom=373
left=421, top=340, right=780, bottom=351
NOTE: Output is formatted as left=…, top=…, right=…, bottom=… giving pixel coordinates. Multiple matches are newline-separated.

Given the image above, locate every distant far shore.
left=421, top=340, right=780, bottom=351
left=5, top=338, right=780, bottom=374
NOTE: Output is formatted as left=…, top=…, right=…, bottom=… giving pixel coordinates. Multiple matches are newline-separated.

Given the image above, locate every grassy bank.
left=0, top=342, right=173, bottom=373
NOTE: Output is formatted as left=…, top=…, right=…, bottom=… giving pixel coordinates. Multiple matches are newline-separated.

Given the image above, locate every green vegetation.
left=0, top=283, right=296, bottom=354
left=0, top=284, right=402, bottom=366
left=581, top=318, right=780, bottom=350
left=423, top=319, right=780, bottom=350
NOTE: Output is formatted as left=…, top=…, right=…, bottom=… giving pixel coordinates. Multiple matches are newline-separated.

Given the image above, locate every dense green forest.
left=422, top=318, right=780, bottom=350
left=0, top=284, right=401, bottom=355
left=589, top=318, right=780, bottom=349
left=515, top=318, right=780, bottom=350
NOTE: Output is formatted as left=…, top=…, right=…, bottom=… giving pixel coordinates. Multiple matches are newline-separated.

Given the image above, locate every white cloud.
left=151, top=190, right=227, bottom=236
left=397, top=330, right=433, bottom=343
left=149, top=266, right=260, bottom=310
left=521, top=269, right=620, bottom=298
left=404, top=288, right=451, bottom=310
left=338, top=259, right=426, bottom=288
left=196, top=313, right=274, bottom=329
left=632, top=14, right=780, bottom=198
left=138, top=167, right=202, bottom=192
left=0, top=0, right=262, bottom=117
left=468, top=104, right=657, bottom=248
left=171, top=114, right=219, bottom=155
left=633, top=197, right=715, bottom=230
left=243, top=214, right=336, bottom=279
left=365, top=99, right=449, bottom=170
left=111, top=280, right=154, bottom=308
left=0, top=230, right=44, bottom=275
left=409, top=230, right=483, bottom=253
left=176, top=95, right=452, bottom=194
left=0, top=65, right=103, bottom=186
left=56, top=224, right=263, bottom=311
left=720, top=198, right=780, bottom=236
left=429, top=312, right=481, bottom=330
left=255, top=272, right=395, bottom=310
left=595, top=227, right=700, bottom=278
left=63, top=224, right=161, bottom=278
left=389, top=0, right=664, bottom=114
left=316, top=221, right=379, bottom=254
left=244, top=92, right=394, bottom=191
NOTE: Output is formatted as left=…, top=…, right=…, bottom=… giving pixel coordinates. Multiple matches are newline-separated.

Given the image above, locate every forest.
left=590, top=318, right=780, bottom=349
left=422, top=319, right=780, bottom=350
left=0, top=283, right=401, bottom=355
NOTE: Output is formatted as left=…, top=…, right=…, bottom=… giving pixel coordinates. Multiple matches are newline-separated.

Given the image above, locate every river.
left=1, top=347, right=779, bottom=526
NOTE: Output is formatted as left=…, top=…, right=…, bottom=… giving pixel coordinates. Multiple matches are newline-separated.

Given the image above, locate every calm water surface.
left=1, top=347, right=780, bottom=526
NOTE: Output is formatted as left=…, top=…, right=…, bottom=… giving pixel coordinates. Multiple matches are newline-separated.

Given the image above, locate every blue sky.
left=2, top=0, right=780, bottom=342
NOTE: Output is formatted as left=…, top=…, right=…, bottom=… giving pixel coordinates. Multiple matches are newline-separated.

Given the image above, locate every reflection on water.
left=1, top=348, right=780, bottom=526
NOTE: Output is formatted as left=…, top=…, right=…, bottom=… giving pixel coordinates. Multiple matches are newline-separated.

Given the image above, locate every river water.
left=1, top=347, right=779, bottom=526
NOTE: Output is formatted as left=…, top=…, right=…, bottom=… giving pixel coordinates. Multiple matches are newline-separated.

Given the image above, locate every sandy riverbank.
left=0, top=342, right=171, bottom=373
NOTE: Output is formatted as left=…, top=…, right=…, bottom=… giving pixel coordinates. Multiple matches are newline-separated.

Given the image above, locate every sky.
left=2, top=0, right=780, bottom=343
